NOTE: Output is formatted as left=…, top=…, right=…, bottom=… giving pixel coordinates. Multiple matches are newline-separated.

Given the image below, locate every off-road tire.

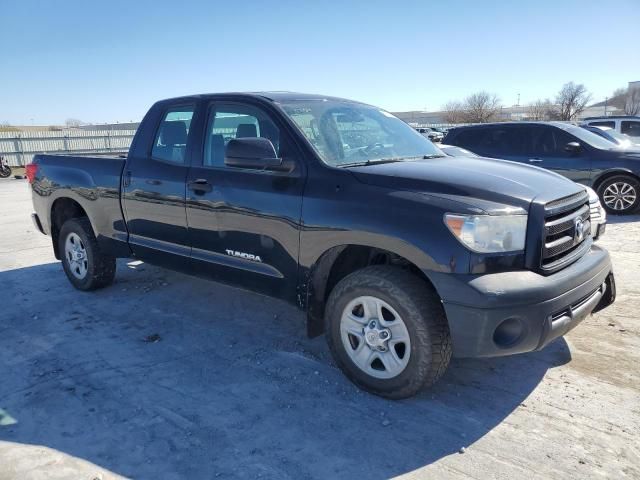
left=58, top=217, right=116, bottom=290
left=325, top=265, right=452, bottom=399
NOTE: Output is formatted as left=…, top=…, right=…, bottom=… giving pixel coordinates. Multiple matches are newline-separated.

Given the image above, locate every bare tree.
left=65, top=118, right=84, bottom=127
left=527, top=99, right=554, bottom=121
left=463, top=92, right=501, bottom=123
left=612, top=87, right=627, bottom=98
left=442, top=100, right=465, bottom=124
left=624, top=88, right=640, bottom=116
left=554, top=82, right=591, bottom=120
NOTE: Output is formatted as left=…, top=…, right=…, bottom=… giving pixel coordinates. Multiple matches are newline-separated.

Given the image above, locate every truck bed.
left=30, top=153, right=129, bottom=256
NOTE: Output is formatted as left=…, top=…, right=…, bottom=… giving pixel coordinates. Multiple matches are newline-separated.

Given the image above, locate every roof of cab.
left=157, top=91, right=364, bottom=104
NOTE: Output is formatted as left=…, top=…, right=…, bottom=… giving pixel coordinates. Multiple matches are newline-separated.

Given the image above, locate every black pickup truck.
left=29, top=92, right=615, bottom=398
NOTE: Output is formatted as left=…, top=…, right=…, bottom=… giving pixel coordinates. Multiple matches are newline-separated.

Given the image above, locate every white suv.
left=582, top=116, right=640, bottom=142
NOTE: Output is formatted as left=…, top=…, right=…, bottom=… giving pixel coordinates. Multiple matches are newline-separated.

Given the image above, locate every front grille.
left=541, top=192, right=591, bottom=272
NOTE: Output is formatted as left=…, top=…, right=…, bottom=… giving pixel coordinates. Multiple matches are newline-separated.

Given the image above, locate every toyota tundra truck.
left=28, top=92, right=616, bottom=398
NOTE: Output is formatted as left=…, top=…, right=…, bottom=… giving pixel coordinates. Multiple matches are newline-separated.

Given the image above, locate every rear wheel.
left=58, top=217, right=116, bottom=290
left=0, top=165, right=11, bottom=178
left=597, top=175, right=640, bottom=214
left=325, top=266, right=451, bottom=399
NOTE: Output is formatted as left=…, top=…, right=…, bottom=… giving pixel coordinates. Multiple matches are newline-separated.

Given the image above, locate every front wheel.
left=325, top=266, right=452, bottom=399
left=58, top=217, right=116, bottom=290
left=0, top=165, right=11, bottom=178
left=597, top=175, right=640, bottom=214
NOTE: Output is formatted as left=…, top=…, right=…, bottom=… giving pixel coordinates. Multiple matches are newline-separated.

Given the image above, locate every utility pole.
left=517, top=93, right=520, bottom=107
left=604, top=97, right=608, bottom=116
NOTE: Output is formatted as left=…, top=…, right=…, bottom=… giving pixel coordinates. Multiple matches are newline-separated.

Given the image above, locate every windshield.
left=602, top=129, right=633, bottom=146
left=562, top=124, right=622, bottom=150
left=278, top=99, right=443, bottom=166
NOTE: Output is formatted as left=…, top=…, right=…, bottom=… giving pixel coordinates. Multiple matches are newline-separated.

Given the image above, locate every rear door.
left=186, top=100, right=305, bottom=302
left=122, top=104, right=195, bottom=267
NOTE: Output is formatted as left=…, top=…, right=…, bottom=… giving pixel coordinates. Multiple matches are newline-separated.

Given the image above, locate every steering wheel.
left=359, top=142, right=386, bottom=156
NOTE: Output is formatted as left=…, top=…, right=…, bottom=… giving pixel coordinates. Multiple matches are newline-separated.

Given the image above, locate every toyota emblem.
left=574, top=217, right=585, bottom=243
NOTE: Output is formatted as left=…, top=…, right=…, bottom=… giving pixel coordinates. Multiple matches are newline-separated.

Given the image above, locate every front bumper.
left=430, top=245, right=615, bottom=358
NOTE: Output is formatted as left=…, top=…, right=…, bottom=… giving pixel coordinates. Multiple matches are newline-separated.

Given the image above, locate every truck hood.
left=348, top=156, right=584, bottom=213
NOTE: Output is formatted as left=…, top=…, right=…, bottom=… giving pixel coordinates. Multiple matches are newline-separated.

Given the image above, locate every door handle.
left=528, top=158, right=543, bottom=163
left=188, top=179, right=212, bottom=193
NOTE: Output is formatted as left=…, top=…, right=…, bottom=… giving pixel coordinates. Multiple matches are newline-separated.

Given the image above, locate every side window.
left=589, top=121, right=615, bottom=129
left=204, top=103, right=280, bottom=167
left=455, top=129, right=483, bottom=149
left=151, top=107, right=194, bottom=164
left=478, top=128, right=520, bottom=156
left=621, top=121, right=640, bottom=140
left=531, top=127, right=575, bottom=156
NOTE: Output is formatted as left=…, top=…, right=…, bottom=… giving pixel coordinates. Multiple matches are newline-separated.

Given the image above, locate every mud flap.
left=593, top=272, right=616, bottom=314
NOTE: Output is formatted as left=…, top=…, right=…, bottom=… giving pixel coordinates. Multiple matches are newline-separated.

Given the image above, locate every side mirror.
left=225, top=137, right=293, bottom=172
left=564, top=141, right=581, bottom=154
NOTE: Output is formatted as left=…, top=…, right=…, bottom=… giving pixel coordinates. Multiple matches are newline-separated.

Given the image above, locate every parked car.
left=430, top=126, right=449, bottom=135
left=444, top=122, right=640, bottom=214
left=582, top=116, right=640, bottom=142
left=580, top=125, right=637, bottom=149
left=416, top=127, right=444, bottom=142
left=438, top=144, right=479, bottom=157
left=28, top=93, right=615, bottom=399
left=584, top=186, right=607, bottom=239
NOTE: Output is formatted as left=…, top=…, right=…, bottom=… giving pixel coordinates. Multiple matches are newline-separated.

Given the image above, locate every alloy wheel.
left=602, top=182, right=637, bottom=211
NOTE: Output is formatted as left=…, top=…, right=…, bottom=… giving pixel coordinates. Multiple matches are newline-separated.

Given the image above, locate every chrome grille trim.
left=541, top=195, right=591, bottom=272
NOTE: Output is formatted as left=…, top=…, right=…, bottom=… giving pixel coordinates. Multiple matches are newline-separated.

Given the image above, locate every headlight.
left=444, top=214, right=527, bottom=253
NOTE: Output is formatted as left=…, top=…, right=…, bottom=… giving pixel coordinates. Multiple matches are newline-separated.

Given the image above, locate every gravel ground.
left=0, top=177, right=638, bottom=480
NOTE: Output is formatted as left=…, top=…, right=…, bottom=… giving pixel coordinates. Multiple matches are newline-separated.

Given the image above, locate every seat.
left=236, top=123, right=257, bottom=138
left=209, top=134, right=225, bottom=166
left=158, top=121, right=188, bottom=162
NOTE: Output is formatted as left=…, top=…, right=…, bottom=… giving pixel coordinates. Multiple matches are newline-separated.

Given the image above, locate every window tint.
left=531, top=126, right=576, bottom=156
left=621, top=121, right=640, bottom=139
left=476, top=126, right=529, bottom=156
left=204, top=104, right=280, bottom=167
left=454, top=129, right=484, bottom=148
left=151, top=107, right=194, bottom=164
left=589, top=121, right=615, bottom=129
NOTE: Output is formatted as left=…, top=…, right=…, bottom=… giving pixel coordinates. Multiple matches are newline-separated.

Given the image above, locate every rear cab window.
left=151, top=107, right=195, bottom=164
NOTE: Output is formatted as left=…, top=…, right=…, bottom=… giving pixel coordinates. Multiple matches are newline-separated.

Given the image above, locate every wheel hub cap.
left=340, top=296, right=411, bottom=379
left=64, top=232, right=88, bottom=280
left=363, top=321, right=391, bottom=351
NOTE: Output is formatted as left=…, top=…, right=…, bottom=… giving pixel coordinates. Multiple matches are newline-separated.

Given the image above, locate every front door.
left=186, top=101, right=305, bottom=302
left=527, top=125, right=591, bottom=185
left=122, top=104, right=195, bottom=268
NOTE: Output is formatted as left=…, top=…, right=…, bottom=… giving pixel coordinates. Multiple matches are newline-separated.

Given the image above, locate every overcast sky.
left=1, top=0, right=638, bottom=125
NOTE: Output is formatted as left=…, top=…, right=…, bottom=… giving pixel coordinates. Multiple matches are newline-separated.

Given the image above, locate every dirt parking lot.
left=0, top=177, right=638, bottom=480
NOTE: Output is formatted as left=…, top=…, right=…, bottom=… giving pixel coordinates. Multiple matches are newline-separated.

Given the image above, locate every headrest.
left=160, top=121, right=187, bottom=146
left=236, top=123, right=257, bottom=138
left=210, top=133, right=225, bottom=148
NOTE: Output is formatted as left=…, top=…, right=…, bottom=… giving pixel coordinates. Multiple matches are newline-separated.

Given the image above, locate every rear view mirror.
left=225, top=137, right=293, bottom=172
left=564, top=142, right=581, bottom=154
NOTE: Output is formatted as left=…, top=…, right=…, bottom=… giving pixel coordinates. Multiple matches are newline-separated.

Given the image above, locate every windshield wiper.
left=338, top=154, right=444, bottom=168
